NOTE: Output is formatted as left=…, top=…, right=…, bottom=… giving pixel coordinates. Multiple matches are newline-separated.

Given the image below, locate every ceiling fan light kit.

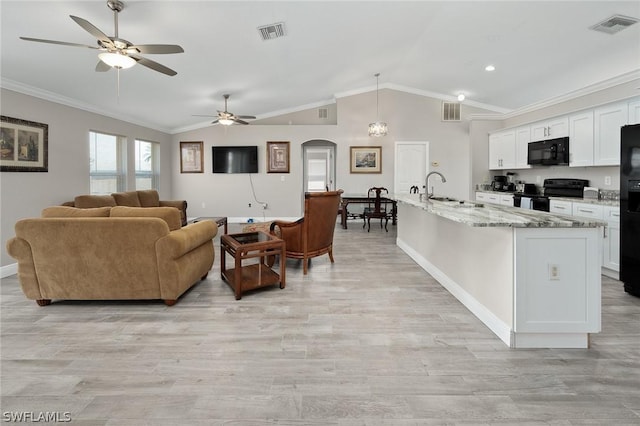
left=19, top=0, right=183, bottom=77
left=368, top=72, right=388, bottom=137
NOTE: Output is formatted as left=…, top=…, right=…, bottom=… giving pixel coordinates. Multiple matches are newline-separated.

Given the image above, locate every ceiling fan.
left=194, top=94, right=257, bottom=125
left=19, top=0, right=183, bottom=76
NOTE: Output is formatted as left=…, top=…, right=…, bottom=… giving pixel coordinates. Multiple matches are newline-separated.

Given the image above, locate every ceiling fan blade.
left=130, top=54, right=177, bottom=76
left=128, top=44, right=184, bottom=54
left=237, top=115, right=257, bottom=120
left=19, top=37, right=99, bottom=49
left=70, top=15, right=111, bottom=45
left=192, top=114, right=216, bottom=118
left=232, top=118, right=250, bottom=125
left=95, top=60, right=111, bottom=72
left=210, top=119, right=220, bottom=125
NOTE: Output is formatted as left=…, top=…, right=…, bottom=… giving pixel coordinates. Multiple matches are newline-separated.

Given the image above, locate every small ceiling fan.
left=194, top=94, right=257, bottom=125
left=20, top=0, right=183, bottom=76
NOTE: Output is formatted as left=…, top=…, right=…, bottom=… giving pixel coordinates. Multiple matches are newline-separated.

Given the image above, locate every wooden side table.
left=220, top=231, right=286, bottom=300
left=187, top=216, right=228, bottom=234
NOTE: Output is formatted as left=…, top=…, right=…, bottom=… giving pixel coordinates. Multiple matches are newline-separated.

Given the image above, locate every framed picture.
left=1, top=115, right=48, bottom=172
left=267, top=141, right=290, bottom=173
left=180, top=141, right=204, bottom=173
left=350, top=146, right=381, bottom=173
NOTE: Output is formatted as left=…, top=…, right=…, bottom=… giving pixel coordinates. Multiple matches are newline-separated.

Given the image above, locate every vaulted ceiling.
left=1, top=1, right=639, bottom=133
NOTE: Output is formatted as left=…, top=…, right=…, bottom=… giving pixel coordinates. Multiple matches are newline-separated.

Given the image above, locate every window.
left=135, top=139, right=159, bottom=190
left=89, top=131, right=125, bottom=194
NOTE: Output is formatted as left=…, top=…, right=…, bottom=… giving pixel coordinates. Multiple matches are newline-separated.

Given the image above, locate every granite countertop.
left=394, top=194, right=606, bottom=228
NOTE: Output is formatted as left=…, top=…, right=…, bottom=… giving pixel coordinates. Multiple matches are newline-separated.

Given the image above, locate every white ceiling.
left=1, top=1, right=640, bottom=133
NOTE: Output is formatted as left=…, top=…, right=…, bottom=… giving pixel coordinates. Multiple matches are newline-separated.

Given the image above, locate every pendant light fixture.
left=368, top=73, right=388, bottom=137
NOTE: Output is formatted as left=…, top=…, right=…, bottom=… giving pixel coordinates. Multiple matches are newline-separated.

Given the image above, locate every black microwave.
left=527, top=137, right=569, bottom=166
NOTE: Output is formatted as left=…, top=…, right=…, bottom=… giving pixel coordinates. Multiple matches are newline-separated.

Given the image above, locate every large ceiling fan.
left=194, top=94, right=257, bottom=125
left=19, top=0, right=183, bottom=76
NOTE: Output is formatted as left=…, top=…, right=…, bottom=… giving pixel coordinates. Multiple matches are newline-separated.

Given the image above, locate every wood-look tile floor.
left=2, top=222, right=639, bottom=425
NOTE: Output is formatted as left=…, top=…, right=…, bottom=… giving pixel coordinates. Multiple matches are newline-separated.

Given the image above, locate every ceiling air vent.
left=318, top=108, right=328, bottom=119
left=258, top=22, right=286, bottom=41
left=442, top=102, right=461, bottom=122
left=590, top=14, right=639, bottom=35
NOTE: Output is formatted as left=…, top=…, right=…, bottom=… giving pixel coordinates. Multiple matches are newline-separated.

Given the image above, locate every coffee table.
left=187, top=216, right=227, bottom=234
left=220, top=231, right=286, bottom=300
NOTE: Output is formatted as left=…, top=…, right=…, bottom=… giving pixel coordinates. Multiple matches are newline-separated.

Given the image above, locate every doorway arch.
left=302, top=140, right=336, bottom=193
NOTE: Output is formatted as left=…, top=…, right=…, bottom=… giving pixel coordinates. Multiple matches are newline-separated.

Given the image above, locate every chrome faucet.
left=426, top=171, right=447, bottom=199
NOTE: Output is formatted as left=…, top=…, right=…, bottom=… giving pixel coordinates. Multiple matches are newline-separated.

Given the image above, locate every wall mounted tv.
left=212, top=146, right=258, bottom=173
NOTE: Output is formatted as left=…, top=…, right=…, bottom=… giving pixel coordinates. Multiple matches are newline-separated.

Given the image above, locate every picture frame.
left=266, top=141, right=290, bottom=173
left=350, top=146, right=381, bottom=173
left=180, top=141, right=204, bottom=173
left=1, top=115, right=48, bottom=172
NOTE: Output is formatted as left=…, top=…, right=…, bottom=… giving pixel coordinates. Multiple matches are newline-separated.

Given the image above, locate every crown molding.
left=1, top=78, right=172, bottom=134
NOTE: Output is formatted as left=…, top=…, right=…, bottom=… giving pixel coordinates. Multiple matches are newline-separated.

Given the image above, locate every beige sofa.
left=63, top=190, right=188, bottom=226
left=6, top=205, right=216, bottom=306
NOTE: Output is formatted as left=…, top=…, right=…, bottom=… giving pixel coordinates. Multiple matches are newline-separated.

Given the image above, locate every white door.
left=304, top=146, right=335, bottom=192
left=394, top=141, right=429, bottom=194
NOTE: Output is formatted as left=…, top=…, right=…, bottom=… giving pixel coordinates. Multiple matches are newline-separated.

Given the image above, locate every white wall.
left=171, top=89, right=492, bottom=220
left=0, top=89, right=172, bottom=266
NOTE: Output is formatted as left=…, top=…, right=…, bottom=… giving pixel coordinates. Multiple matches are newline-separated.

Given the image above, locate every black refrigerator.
left=620, top=123, right=640, bottom=297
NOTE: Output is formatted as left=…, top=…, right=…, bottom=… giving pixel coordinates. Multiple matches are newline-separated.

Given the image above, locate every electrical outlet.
left=201, top=202, right=206, bottom=209
left=605, top=176, right=612, bottom=186
left=281, top=176, right=285, bottom=182
left=262, top=203, right=268, bottom=210
left=248, top=203, right=252, bottom=208
left=549, top=264, right=560, bottom=280
left=536, top=176, right=542, bottom=184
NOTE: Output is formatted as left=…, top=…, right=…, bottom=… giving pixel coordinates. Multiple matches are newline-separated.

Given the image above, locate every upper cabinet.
left=594, top=102, right=628, bottom=166
left=569, top=111, right=594, bottom=167
left=629, top=100, right=640, bottom=125
left=489, top=129, right=515, bottom=169
left=531, top=117, right=569, bottom=141
left=515, top=126, right=532, bottom=169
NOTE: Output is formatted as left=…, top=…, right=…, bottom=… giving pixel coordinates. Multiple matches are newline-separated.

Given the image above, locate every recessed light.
left=457, top=93, right=465, bottom=101
left=485, top=65, right=496, bottom=71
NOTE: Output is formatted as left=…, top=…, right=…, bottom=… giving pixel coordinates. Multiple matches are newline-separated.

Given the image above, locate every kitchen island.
left=394, top=194, right=605, bottom=349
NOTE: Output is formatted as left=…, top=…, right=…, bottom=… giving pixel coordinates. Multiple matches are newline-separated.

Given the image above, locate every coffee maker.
left=491, top=175, right=508, bottom=191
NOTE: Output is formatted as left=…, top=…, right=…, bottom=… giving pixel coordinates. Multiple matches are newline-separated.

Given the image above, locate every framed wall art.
left=180, top=141, right=204, bottom=173
left=0, top=115, right=48, bottom=172
left=350, top=146, right=381, bottom=173
left=267, top=141, right=290, bottom=173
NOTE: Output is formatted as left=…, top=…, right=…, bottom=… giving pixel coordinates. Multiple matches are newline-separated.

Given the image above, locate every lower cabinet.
left=475, top=191, right=512, bottom=206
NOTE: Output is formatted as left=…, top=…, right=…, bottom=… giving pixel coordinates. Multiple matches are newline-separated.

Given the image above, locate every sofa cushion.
left=112, top=191, right=142, bottom=207
left=137, top=190, right=160, bottom=207
left=42, top=206, right=112, bottom=218
left=110, top=206, right=182, bottom=231
left=74, top=195, right=116, bottom=208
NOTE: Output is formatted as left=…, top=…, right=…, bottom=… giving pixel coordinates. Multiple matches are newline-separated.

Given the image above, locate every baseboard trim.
left=1, top=263, right=18, bottom=279
left=397, top=237, right=513, bottom=347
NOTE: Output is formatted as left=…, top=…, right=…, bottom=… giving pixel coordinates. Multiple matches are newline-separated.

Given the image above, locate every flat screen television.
left=212, top=146, right=258, bottom=173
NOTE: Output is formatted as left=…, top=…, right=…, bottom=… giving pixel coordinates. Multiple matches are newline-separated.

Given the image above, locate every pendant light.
left=368, top=73, right=388, bottom=137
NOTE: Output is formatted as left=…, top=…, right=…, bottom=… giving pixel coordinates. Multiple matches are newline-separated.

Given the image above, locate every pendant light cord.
left=375, top=73, right=380, bottom=119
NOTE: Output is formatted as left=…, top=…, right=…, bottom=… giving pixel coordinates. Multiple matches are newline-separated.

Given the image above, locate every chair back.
left=303, top=190, right=343, bottom=251
left=366, top=187, right=389, bottom=213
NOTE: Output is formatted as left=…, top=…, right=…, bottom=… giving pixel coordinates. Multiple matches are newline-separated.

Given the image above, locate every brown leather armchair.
left=269, top=190, right=343, bottom=274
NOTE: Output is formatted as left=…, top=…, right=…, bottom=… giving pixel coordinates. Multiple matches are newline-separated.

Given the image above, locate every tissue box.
left=583, top=187, right=599, bottom=200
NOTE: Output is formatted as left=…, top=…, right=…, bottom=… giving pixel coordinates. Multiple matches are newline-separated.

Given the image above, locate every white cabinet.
left=476, top=191, right=501, bottom=205
left=594, top=102, right=629, bottom=166
left=499, top=194, right=514, bottom=206
left=515, top=126, right=532, bottom=169
left=549, top=199, right=572, bottom=215
left=569, top=111, right=594, bottom=167
left=603, top=206, right=620, bottom=272
left=629, top=100, right=640, bottom=125
left=489, top=130, right=515, bottom=169
left=531, top=116, right=569, bottom=140
left=572, top=202, right=604, bottom=220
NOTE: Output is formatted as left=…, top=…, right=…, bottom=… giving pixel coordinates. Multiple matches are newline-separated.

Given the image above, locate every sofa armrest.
left=6, top=237, right=44, bottom=301
left=156, top=220, right=217, bottom=259
left=160, top=200, right=188, bottom=226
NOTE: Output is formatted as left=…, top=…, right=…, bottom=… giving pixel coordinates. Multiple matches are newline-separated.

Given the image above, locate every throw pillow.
left=112, top=191, right=142, bottom=207
left=42, top=206, right=112, bottom=217
left=110, top=206, right=182, bottom=231
left=74, top=195, right=117, bottom=208
left=137, top=190, right=160, bottom=207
